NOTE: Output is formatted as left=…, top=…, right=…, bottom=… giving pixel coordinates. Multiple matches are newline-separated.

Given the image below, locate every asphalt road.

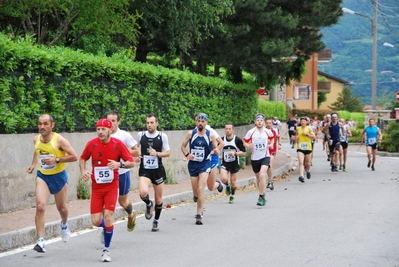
left=1, top=142, right=398, bottom=267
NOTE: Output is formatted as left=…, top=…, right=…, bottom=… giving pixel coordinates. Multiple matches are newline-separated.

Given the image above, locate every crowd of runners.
left=26, top=111, right=382, bottom=262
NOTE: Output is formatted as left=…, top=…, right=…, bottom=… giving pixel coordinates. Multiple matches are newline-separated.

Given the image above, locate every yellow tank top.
left=297, top=126, right=312, bottom=151
left=34, top=133, right=66, bottom=175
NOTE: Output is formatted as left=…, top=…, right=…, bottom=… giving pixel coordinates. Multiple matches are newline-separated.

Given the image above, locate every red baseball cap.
left=96, top=119, right=112, bottom=129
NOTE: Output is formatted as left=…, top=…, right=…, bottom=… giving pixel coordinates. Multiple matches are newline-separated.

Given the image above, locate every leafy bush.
left=258, top=101, right=287, bottom=120
left=379, top=121, right=399, bottom=152
left=337, top=111, right=365, bottom=128
left=77, top=179, right=91, bottom=200
left=0, top=33, right=258, bottom=133
left=348, top=129, right=363, bottom=143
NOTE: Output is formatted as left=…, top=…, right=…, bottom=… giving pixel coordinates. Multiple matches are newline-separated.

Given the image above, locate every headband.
left=96, top=118, right=112, bottom=129
left=197, top=113, right=208, bottom=121
left=255, top=115, right=265, bottom=120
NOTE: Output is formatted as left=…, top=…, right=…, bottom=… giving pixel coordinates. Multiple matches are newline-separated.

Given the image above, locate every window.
left=293, top=84, right=310, bottom=100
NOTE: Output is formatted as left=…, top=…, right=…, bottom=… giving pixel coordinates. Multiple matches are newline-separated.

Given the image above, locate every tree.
left=318, top=92, right=327, bottom=109
left=329, top=86, right=363, bottom=112
left=197, top=0, right=343, bottom=85
left=0, top=0, right=140, bottom=49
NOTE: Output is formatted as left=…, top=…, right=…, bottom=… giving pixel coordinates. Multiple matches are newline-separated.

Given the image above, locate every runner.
left=338, top=118, right=352, bottom=171
left=272, top=116, right=282, bottom=149
left=322, top=113, right=345, bottom=172
left=220, top=122, right=246, bottom=203
left=286, top=115, right=297, bottom=149
left=265, top=118, right=279, bottom=190
left=295, top=117, right=315, bottom=182
left=136, top=113, right=171, bottom=231
left=106, top=110, right=139, bottom=233
left=80, top=119, right=135, bottom=262
left=243, top=114, right=274, bottom=206
left=181, top=113, right=218, bottom=225
left=26, top=114, right=78, bottom=253
left=361, top=118, right=382, bottom=171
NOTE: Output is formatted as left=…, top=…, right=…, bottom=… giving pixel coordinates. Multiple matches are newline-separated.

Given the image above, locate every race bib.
left=94, top=167, right=114, bottom=184
left=254, top=142, right=266, bottom=152
left=299, top=142, right=309, bottom=150
left=143, top=155, right=159, bottom=169
left=223, top=149, right=235, bottom=163
left=289, top=126, right=295, bottom=131
left=38, top=154, right=56, bottom=170
left=368, top=137, right=376, bottom=145
left=191, top=148, right=205, bottom=162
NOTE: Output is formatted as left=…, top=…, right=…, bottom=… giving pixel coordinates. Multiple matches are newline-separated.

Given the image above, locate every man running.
left=339, top=118, right=352, bottom=171
left=80, top=119, right=135, bottom=262
left=322, top=113, right=345, bottom=172
left=27, top=114, right=78, bottom=253
left=295, top=117, right=315, bottom=182
left=107, top=110, right=140, bottom=232
left=243, top=114, right=274, bottom=206
left=265, top=118, right=279, bottom=190
left=181, top=113, right=218, bottom=225
left=287, top=115, right=297, bottom=149
left=272, top=116, right=282, bottom=149
left=361, top=118, right=382, bottom=171
left=136, top=113, right=171, bottom=231
left=220, top=122, right=246, bottom=203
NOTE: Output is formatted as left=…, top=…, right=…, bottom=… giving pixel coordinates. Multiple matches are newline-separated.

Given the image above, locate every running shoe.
left=193, top=196, right=198, bottom=202
left=145, top=201, right=153, bottom=220
left=298, top=176, right=305, bottom=183
left=100, top=229, right=104, bottom=244
left=194, top=211, right=204, bottom=218
left=267, top=181, right=274, bottom=190
left=127, top=211, right=137, bottom=232
left=61, top=222, right=70, bottom=243
left=327, top=156, right=330, bottom=161
left=225, top=183, right=231, bottom=196
left=256, top=197, right=263, bottom=206
left=334, top=165, right=339, bottom=172
left=228, top=196, right=234, bottom=204
left=216, top=178, right=223, bottom=192
left=306, top=171, right=311, bottom=179
left=33, top=238, right=46, bottom=253
left=195, top=214, right=203, bottom=225
left=367, top=160, right=371, bottom=168
left=339, top=165, right=343, bottom=171
left=342, top=166, right=346, bottom=171
left=102, top=249, right=111, bottom=262
left=152, top=220, right=159, bottom=232
left=371, top=164, right=375, bottom=171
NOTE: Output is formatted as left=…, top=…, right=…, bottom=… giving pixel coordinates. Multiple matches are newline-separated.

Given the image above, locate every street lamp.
left=383, top=42, right=399, bottom=49
left=342, top=2, right=378, bottom=110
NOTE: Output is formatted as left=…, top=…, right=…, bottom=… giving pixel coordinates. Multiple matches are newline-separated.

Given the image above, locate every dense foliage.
left=0, top=34, right=257, bottom=134
left=379, top=121, right=399, bottom=152
left=0, top=0, right=343, bottom=89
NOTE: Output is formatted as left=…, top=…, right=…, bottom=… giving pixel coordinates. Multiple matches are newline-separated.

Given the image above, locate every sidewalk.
left=0, top=150, right=295, bottom=252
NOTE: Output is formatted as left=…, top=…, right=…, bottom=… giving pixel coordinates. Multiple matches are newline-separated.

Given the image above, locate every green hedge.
left=0, top=34, right=258, bottom=133
left=258, top=100, right=287, bottom=120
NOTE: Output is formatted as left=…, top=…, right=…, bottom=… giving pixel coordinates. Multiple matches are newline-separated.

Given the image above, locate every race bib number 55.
left=94, top=167, right=114, bottom=184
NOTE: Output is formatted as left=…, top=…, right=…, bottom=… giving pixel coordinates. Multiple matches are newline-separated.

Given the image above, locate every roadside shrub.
left=77, top=179, right=91, bottom=200
left=258, top=101, right=286, bottom=120
left=379, top=121, right=399, bottom=152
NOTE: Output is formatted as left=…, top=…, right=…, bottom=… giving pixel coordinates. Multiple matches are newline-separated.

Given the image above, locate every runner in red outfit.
left=80, top=119, right=134, bottom=262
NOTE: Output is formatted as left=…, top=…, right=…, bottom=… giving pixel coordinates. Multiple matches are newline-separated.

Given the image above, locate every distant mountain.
left=320, top=0, right=399, bottom=105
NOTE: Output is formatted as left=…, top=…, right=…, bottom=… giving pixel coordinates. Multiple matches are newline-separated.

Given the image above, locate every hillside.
left=320, top=0, right=399, bottom=106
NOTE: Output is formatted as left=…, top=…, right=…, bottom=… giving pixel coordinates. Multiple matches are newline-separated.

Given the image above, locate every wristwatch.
left=157, top=152, right=161, bottom=158
left=55, top=158, right=60, bottom=164
left=120, top=161, right=125, bottom=168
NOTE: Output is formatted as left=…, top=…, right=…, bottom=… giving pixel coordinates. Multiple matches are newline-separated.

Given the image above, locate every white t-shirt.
left=244, top=127, right=274, bottom=160
left=111, top=128, right=137, bottom=174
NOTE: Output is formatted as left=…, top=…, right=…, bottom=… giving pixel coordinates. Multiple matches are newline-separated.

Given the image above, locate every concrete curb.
left=0, top=153, right=295, bottom=252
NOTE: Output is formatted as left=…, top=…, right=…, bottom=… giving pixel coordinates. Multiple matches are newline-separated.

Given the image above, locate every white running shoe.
left=61, top=222, right=71, bottom=243
left=33, top=238, right=46, bottom=253
left=102, top=249, right=111, bottom=262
